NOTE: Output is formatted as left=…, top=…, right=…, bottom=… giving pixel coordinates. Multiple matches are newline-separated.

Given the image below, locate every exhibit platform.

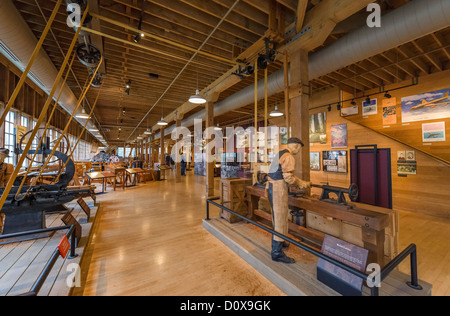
left=203, top=217, right=433, bottom=296
left=0, top=199, right=98, bottom=296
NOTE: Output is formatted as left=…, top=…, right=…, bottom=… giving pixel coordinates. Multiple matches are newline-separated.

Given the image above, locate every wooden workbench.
left=246, top=185, right=390, bottom=266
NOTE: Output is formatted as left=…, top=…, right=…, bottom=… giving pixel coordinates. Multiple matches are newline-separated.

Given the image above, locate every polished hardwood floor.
left=73, top=171, right=450, bottom=296
left=72, top=172, right=285, bottom=296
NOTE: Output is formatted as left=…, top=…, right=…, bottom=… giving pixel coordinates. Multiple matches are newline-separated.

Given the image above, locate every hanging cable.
left=0, top=0, right=63, bottom=127
left=0, top=7, right=90, bottom=212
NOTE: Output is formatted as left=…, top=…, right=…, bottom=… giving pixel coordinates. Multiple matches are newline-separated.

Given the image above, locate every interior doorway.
left=350, top=145, right=393, bottom=209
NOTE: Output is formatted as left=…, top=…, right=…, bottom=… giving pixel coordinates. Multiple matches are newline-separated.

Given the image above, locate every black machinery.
left=312, top=183, right=359, bottom=205
left=0, top=130, right=93, bottom=235
left=255, top=172, right=359, bottom=205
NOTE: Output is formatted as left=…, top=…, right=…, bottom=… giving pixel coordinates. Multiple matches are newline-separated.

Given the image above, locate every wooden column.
left=160, top=128, right=165, bottom=165
left=289, top=49, right=310, bottom=182
left=205, top=102, right=215, bottom=197
left=175, top=114, right=182, bottom=180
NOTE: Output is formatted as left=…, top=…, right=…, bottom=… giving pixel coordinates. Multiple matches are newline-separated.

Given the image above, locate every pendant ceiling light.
left=76, top=108, right=90, bottom=119
left=158, top=118, right=168, bottom=126
left=144, top=129, right=152, bottom=135
left=189, top=64, right=206, bottom=104
left=158, top=101, right=168, bottom=126
left=189, top=90, right=207, bottom=104
left=270, top=106, right=284, bottom=117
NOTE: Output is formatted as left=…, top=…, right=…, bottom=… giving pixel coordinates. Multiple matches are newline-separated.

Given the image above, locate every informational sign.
left=317, top=235, right=369, bottom=296
left=58, top=235, right=71, bottom=259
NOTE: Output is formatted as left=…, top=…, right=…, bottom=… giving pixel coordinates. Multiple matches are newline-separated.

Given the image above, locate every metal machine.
left=0, top=130, right=93, bottom=235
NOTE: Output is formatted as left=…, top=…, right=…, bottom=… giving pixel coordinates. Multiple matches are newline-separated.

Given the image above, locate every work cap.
left=0, top=148, right=10, bottom=157
left=287, top=138, right=304, bottom=147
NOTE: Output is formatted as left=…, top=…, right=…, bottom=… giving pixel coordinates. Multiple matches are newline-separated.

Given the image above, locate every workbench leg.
left=363, top=227, right=386, bottom=267
left=247, top=195, right=260, bottom=220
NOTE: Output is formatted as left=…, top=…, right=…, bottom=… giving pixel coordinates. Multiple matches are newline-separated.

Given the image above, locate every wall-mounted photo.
left=310, top=112, right=327, bottom=144
left=331, top=124, right=348, bottom=148
left=362, top=98, right=378, bottom=116
left=422, top=122, right=446, bottom=143
left=323, top=151, right=348, bottom=173
left=402, top=88, right=450, bottom=123
left=382, top=98, right=397, bottom=125
left=310, top=152, right=321, bottom=171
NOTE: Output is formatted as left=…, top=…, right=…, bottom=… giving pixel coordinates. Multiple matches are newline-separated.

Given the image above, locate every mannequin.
left=0, top=148, right=13, bottom=187
left=267, top=138, right=311, bottom=264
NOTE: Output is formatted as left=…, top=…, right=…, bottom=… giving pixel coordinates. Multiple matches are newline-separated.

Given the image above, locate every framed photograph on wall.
left=310, top=112, right=327, bottom=144
left=362, top=98, right=378, bottom=116
left=422, top=122, right=446, bottom=143
left=331, top=124, right=348, bottom=148
left=310, top=152, right=321, bottom=171
left=323, top=151, right=348, bottom=173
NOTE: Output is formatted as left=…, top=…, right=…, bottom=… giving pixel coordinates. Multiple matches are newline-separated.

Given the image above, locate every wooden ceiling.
left=11, top=0, right=450, bottom=145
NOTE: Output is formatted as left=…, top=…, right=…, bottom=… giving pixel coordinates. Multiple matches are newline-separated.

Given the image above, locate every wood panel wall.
left=306, top=81, right=450, bottom=218
left=342, top=70, right=450, bottom=164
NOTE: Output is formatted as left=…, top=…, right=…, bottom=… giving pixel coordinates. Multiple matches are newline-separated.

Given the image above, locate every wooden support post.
left=289, top=49, right=310, bottom=183
left=206, top=102, right=215, bottom=197
left=175, top=116, right=182, bottom=181
left=160, top=128, right=165, bottom=165
left=284, top=53, right=290, bottom=137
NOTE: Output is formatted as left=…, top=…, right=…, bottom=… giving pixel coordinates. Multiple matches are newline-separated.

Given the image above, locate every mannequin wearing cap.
left=267, top=137, right=311, bottom=264
left=0, top=149, right=14, bottom=187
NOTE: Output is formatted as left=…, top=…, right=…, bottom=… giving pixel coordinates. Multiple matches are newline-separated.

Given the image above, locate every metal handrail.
left=206, top=198, right=423, bottom=296
left=0, top=225, right=79, bottom=297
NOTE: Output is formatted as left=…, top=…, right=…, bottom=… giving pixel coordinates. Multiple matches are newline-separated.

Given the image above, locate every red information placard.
left=58, top=235, right=71, bottom=259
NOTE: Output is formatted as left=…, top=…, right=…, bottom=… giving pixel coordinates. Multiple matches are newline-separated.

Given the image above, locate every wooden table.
left=246, top=185, right=389, bottom=266
left=85, top=172, right=116, bottom=193
left=126, top=168, right=145, bottom=186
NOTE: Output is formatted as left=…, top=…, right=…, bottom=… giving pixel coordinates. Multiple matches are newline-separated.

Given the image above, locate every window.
left=4, top=111, right=16, bottom=165
left=117, top=147, right=124, bottom=158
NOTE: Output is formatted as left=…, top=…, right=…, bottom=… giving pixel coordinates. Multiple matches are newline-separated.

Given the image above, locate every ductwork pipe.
left=0, top=0, right=98, bottom=135
left=157, top=0, right=450, bottom=138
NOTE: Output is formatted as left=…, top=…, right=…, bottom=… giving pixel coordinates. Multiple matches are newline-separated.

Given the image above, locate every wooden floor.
left=0, top=201, right=97, bottom=296
left=73, top=170, right=450, bottom=296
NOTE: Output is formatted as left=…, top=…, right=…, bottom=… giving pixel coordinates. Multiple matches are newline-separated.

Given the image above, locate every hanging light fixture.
left=270, top=106, right=284, bottom=117
left=158, top=118, right=168, bottom=126
left=189, top=90, right=207, bottom=104
left=158, top=101, right=168, bottom=126
left=144, top=129, right=152, bottom=135
left=76, top=108, right=90, bottom=119
left=189, top=63, right=206, bottom=104
left=214, top=124, right=222, bottom=131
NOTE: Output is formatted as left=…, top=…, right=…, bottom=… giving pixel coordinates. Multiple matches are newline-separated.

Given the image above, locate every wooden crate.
left=220, top=178, right=252, bottom=223
left=306, top=207, right=398, bottom=260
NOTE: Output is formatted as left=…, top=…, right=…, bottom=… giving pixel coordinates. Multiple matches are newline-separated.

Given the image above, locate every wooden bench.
left=246, top=186, right=390, bottom=266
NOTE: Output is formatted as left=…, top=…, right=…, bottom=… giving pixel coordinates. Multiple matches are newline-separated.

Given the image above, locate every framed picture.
left=310, top=152, right=321, bottom=171
left=362, top=98, right=378, bottom=116
left=422, top=122, right=446, bottom=142
left=406, top=151, right=416, bottom=162
left=398, top=162, right=417, bottom=176
left=323, top=151, right=348, bottom=173
left=280, top=127, right=288, bottom=145
left=310, top=112, right=327, bottom=144
left=331, top=124, right=347, bottom=148
left=382, top=98, right=397, bottom=125
left=402, top=89, right=450, bottom=123
left=397, top=151, right=406, bottom=162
